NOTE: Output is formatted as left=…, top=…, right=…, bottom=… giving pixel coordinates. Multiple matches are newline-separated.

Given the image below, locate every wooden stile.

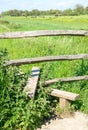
left=23, top=67, right=79, bottom=109
left=1, top=29, right=87, bottom=113
left=1, top=29, right=85, bottom=110
left=23, top=67, right=40, bottom=98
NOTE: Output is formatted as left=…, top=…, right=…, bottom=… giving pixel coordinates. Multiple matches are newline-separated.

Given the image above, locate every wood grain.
left=5, top=54, right=88, bottom=66
left=0, top=30, right=88, bottom=39
left=50, top=89, right=79, bottom=101
left=44, top=75, right=88, bottom=86
left=23, top=67, right=40, bottom=98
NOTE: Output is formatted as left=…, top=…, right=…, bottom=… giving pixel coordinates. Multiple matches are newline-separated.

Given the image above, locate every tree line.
left=1, top=4, right=88, bottom=17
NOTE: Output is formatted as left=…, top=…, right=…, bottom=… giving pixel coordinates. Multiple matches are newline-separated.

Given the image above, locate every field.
left=0, top=15, right=88, bottom=75
left=0, top=15, right=88, bottom=130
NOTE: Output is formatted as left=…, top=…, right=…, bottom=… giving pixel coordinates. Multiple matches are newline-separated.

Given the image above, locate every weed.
left=0, top=50, right=52, bottom=130
left=0, top=15, right=88, bottom=129
left=0, top=20, right=9, bottom=24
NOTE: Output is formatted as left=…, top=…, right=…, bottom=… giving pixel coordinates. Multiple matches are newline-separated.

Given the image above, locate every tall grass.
left=0, top=15, right=88, bottom=32
left=0, top=15, right=88, bottom=129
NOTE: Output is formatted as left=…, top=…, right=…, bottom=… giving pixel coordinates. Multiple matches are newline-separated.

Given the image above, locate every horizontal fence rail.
left=5, top=54, right=88, bottom=66
left=0, top=30, right=88, bottom=39
left=44, top=75, right=88, bottom=86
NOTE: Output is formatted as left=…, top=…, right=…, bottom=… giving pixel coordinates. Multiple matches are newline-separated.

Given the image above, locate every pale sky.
left=0, top=0, right=88, bottom=12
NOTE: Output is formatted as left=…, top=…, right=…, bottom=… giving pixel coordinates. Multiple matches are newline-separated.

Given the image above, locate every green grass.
left=0, top=15, right=88, bottom=129
left=0, top=15, right=88, bottom=89
left=0, top=15, right=88, bottom=32
left=0, top=15, right=88, bottom=79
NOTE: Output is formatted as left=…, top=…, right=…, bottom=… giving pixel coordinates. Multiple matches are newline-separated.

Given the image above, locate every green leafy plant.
left=0, top=49, right=52, bottom=130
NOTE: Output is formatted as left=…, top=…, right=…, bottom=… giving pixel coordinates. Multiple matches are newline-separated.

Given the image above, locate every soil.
left=37, top=112, right=88, bottom=130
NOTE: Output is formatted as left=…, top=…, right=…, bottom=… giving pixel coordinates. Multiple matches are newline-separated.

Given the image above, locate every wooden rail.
left=0, top=30, right=88, bottom=39
left=44, top=75, right=88, bottom=86
left=5, top=54, right=88, bottom=66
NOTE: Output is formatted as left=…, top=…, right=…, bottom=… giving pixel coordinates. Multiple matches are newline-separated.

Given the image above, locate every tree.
left=31, top=9, right=40, bottom=16
left=85, top=6, right=88, bottom=14
left=22, top=10, right=29, bottom=17
left=48, top=9, right=62, bottom=16
left=62, top=9, right=73, bottom=16
left=74, top=4, right=84, bottom=15
left=1, top=5, right=88, bottom=17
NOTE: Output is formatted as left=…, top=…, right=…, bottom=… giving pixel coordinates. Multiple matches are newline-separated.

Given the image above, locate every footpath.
left=37, top=112, right=88, bottom=130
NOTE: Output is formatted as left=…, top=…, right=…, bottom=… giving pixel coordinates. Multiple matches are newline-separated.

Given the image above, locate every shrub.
left=0, top=20, right=9, bottom=24
left=0, top=49, right=51, bottom=130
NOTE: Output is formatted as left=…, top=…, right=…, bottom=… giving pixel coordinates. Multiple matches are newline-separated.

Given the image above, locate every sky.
left=0, top=0, right=88, bottom=13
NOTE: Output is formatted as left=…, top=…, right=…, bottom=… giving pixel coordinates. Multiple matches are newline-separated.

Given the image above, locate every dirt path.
left=37, top=112, right=88, bottom=130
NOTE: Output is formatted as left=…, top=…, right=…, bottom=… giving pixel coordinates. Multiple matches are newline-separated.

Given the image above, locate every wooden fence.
left=5, top=54, right=88, bottom=66
left=0, top=30, right=88, bottom=39
left=1, top=30, right=88, bottom=109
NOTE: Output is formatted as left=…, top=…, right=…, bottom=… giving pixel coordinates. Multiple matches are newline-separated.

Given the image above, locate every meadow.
left=0, top=15, right=88, bottom=76
left=0, top=15, right=88, bottom=130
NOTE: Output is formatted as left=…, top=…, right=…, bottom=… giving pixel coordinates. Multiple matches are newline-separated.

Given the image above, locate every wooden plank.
left=44, top=75, right=88, bottom=86
left=0, top=30, right=88, bottom=39
left=5, top=54, right=88, bottom=66
left=50, top=89, right=79, bottom=101
left=23, top=67, right=40, bottom=98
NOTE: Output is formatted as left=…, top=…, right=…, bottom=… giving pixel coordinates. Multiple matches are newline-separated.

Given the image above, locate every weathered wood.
left=50, top=89, right=79, bottom=108
left=44, top=75, right=88, bottom=86
left=50, top=89, right=79, bottom=101
left=59, top=98, right=70, bottom=108
left=5, top=54, right=88, bottom=66
left=0, top=30, right=88, bottom=39
left=23, top=67, right=40, bottom=98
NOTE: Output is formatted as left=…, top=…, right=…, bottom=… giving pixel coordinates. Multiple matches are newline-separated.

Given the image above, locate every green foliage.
left=0, top=15, right=88, bottom=32
left=0, top=20, right=9, bottom=24
left=1, top=4, right=88, bottom=16
left=0, top=50, right=51, bottom=130
left=0, top=15, right=88, bottom=129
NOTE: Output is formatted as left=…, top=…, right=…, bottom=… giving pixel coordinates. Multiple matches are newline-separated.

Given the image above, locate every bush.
left=0, top=49, right=51, bottom=130
left=0, top=49, right=88, bottom=130
left=0, top=20, right=9, bottom=24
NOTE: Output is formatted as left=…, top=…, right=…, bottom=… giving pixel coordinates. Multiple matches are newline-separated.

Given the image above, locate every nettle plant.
left=0, top=49, right=51, bottom=130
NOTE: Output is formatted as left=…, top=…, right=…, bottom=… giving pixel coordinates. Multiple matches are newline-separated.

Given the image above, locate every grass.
left=0, top=15, right=88, bottom=129
left=0, top=36, right=88, bottom=73
left=0, top=15, right=88, bottom=32
left=0, top=15, right=88, bottom=86
left=0, top=15, right=88, bottom=78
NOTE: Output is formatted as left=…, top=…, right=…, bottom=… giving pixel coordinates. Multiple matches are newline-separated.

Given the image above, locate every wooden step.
left=50, top=89, right=79, bottom=101
left=23, top=67, right=40, bottom=98
left=50, top=89, right=79, bottom=108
